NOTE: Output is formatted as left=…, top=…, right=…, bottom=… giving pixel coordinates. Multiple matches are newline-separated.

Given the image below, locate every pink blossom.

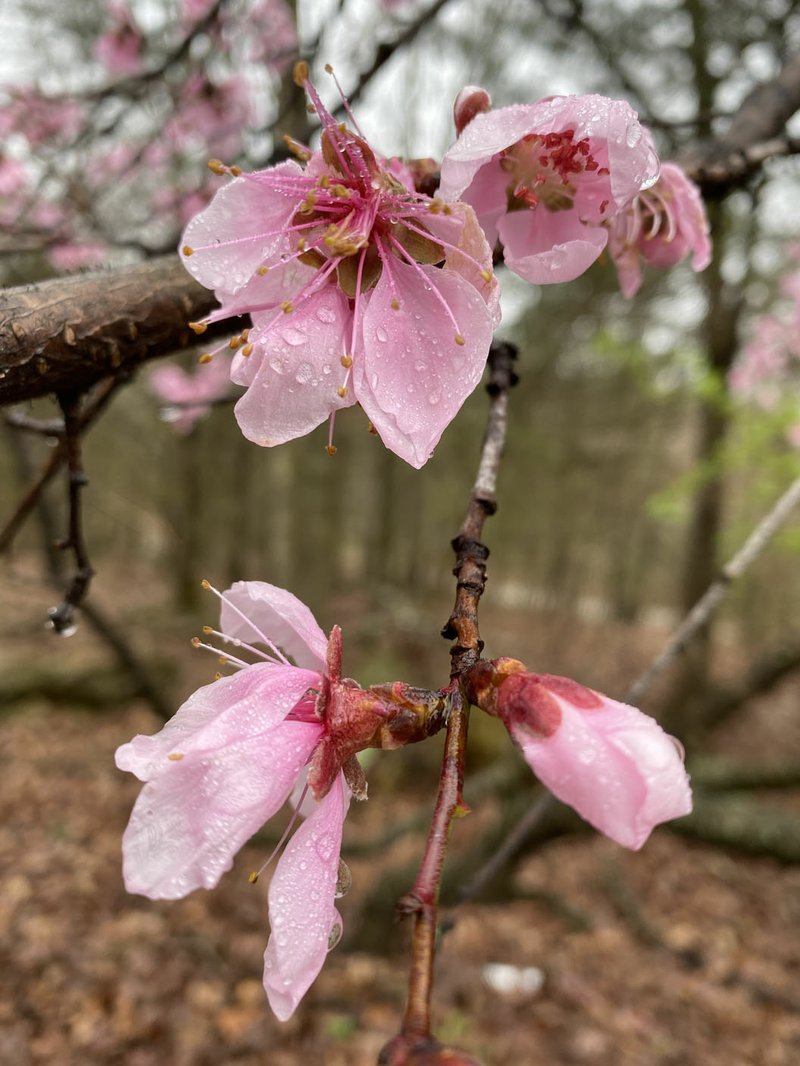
left=439, top=91, right=660, bottom=285
left=607, top=162, right=711, bottom=297
left=116, top=581, right=373, bottom=1018
left=1, top=91, right=84, bottom=144
left=116, top=581, right=431, bottom=1018
left=468, top=661, right=692, bottom=849
left=47, top=241, right=107, bottom=271
left=0, top=156, right=26, bottom=197
left=93, top=3, right=143, bottom=76
left=180, top=71, right=498, bottom=468
left=148, top=355, right=234, bottom=434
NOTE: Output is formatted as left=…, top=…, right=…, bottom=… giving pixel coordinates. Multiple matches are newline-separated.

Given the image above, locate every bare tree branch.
left=0, top=257, right=223, bottom=407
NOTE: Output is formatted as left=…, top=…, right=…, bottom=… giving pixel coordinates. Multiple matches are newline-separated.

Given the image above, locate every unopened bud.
left=453, top=85, right=492, bottom=135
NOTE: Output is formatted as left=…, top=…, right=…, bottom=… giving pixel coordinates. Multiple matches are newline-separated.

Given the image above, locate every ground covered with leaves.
left=3, top=686, right=800, bottom=1066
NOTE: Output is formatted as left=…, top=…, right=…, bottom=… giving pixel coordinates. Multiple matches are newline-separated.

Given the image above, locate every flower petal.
left=233, top=287, right=355, bottom=447
left=355, top=259, right=493, bottom=467
left=180, top=163, right=304, bottom=297
left=263, top=773, right=350, bottom=1020
left=515, top=695, right=692, bottom=850
left=116, top=663, right=320, bottom=781
left=121, top=720, right=322, bottom=899
left=220, top=581, right=330, bottom=671
left=498, top=208, right=608, bottom=285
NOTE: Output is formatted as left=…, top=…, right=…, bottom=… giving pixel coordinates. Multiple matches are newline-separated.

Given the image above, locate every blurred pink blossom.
left=469, top=661, right=692, bottom=849
left=47, top=241, right=107, bottom=271
left=148, top=355, right=233, bottom=433
left=607, top=161, right=711, bottom=297
left=0, top=156, right=26, bottom=196
left=94, top=2, right=143, bottom=76
left=181, top=72, right=498, bottom=467
left=440, top=90, right=659, bottom=285
left=0, top=91, right=84, bottom=144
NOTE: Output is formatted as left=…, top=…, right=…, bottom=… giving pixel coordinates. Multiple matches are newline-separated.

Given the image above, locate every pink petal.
left=220, top=581, right=330, bottom=672
left=121, top=720, right=322, bottom=899
left=515, top=694, right=692, bottom=850
left=116, top=663, right=320, bottom=782
left=355, top=259, right=493, bottom=467
left=498, top=208, right=608, bottom=285
left=233, top=287, right=356, bottom=445
left=180, top=163, right=304, bottom=298
left=263, top=773, right=350, bottom=1020
left=426, top=201, right=501, bottom=327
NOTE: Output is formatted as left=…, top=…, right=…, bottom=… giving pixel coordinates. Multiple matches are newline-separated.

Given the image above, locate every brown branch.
left=383, top=341, right=517, bottom=1062
left=0, top=256, right=224, bottom=407
left=0, top=376, right=121, bottom=554
left=46, top=392, right=94, bottom=635
left=701, top=637, right=800, bottom=730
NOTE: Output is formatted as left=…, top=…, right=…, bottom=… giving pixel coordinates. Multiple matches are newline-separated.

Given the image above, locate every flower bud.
left=465, top=660, right=692, bottom=850
left=453, top=85, right=492, bottom=135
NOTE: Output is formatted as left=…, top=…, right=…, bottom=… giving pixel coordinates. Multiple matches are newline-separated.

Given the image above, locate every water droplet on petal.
left=316, top=305, right=336, bottom=324
left=327, top=912, right=343, bottom=951
left=334, top=859, right=352, bottom=899
left=295, top=362, right=313, bottom=384
left=626, top=124, right=642, bottom=148
left=428, top=391, right=441, bottom=405
left=269, top=357, right=285, bottom=374
left=376, top=326, right=388, bottom=343
left=282, top=327, right=307, bottom=346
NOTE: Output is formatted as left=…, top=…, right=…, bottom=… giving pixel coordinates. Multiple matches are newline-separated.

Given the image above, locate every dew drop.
left=282, top=327, right=307, bottom=346
left=626, top=124, right=642, bottom=148
left=316, top=305, right=336, bottom=324
left=327, top=913, right=343, bottom=951
left=295, top=362, right=314, bottom=384
left=269, top=357, right=286, bottom=374
left=376, top=326, right=389, bottom=343
left=334, top=859, right=352, bottom=899
left=428, top=391, right=441, bottom=405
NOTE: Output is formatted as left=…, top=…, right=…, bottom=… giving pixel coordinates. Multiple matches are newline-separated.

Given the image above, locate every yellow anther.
left=214, top=672, right=222, bottom=680
left=256, top=265, right=269, bottom=276
left=306, top=104, right=316, bottom=113
left=319, top=174, right=331, bottom=189
left=229, top=335, right=242, bottom=349
left=248, top=871, right=259, bottom=884
left=241, top=343, right=253, bottom=357
left=229, top=165, right=242, bottom=177
left=340, top=354, right=353, bottom=368
left=281, top=301, right=294, bottom=314
left=455, top=334, right=466, bottom=346
left=337, top=386, right=348, bottom=398
left=188, top=321, right=207, bottom=335
left=201, top=579, right=211, bottom=589
left=182, top=245, right=194, bottom=256
left=428, top=201, right=441, bottom=214
left=390, top=297, right=400, bottom=311
left=167, top=753, right=184, bottom=762
left=297, top=237, right=307, bottom=252
left=218, top=657, right=227, bottom=665
left=332, top=184, right=349, bottom=197
left=198, top=353, right=213, bottom=364
left=202, top=625, right=213, bottom=634
left=338, top=122, right=346, bottom=132
left=324, top=63, right=333, bottom=74
left=480, top=269, right=492, bottom=282
left=191, top=636, right=201, bottom=647
left=293, top=60, right=309, bottom=87
left=367, top=422, right=378, bottom=435
left=443, top=204, right=453, bottom=215
left=207, top=159, right=226, bottom=174
left=241, top=328, right=250, bottom=341
left=325, top=444, right=338, bottom=456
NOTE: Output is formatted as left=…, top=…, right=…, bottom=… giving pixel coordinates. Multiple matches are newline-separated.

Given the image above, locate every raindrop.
left=295, top=362, right=314, bottom=384
left=334, top=859, right=352, bottom=899
left=322, top=363, right=333, bottom=375
left=269, top=357, right=286, bottom=374
left=428, top=391, right=441, bottom=405
left=282, top=327, right=307, bottom=346
left=316, top=305, right=336, bottom=324
left=327, top=913, right=343, bottom=951
left=376, top=326, right=389, bottom=343
left=626, top=124, right=642, bottom=148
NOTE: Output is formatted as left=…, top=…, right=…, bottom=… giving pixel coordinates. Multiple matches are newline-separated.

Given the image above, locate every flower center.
left=500, top=129, right=607, bottom=212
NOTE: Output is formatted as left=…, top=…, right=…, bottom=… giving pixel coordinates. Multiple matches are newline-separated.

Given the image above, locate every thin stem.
left=625, top=473, right=800, bottom=705
left=394, top=341, right=518, bottom=1048
left=47, top=392, right=95, bottom=634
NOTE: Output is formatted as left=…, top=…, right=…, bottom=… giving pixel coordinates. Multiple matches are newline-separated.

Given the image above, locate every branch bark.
left=0, top=256, right=222, bottom=406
